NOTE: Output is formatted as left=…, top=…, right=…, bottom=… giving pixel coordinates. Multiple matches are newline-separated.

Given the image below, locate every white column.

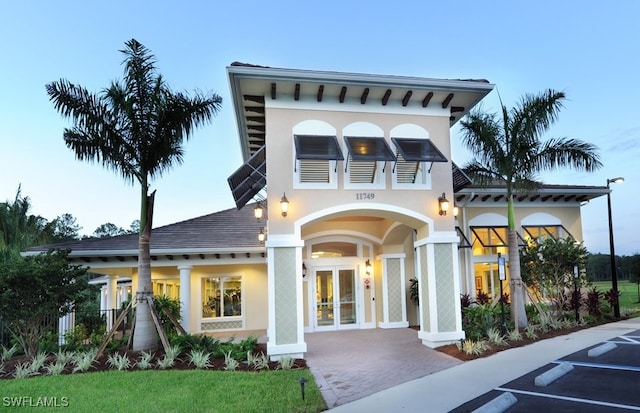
left=106, top=275, right=118, bottom=330
left=100, top=286, right=107, bottom=311
left=178, top=265, right=193, bottom=332
left=58, top=312, right=75, bottom=346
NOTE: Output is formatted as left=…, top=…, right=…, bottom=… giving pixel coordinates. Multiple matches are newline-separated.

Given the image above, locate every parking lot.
left=451, top=329, right=640, bottom=412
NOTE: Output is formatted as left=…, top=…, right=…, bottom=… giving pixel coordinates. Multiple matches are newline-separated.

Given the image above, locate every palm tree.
left=0, top=186, right=52, bottom=253
left=46, top=39, right=222, bottom=350
left=459, top=89, right=602, bottom=329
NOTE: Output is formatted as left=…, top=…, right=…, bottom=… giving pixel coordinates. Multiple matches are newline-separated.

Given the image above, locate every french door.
left=314, top=267, right=357, bottom=330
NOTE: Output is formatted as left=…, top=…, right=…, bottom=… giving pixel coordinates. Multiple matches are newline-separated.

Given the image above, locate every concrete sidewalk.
left=326, top=318, right=640, bottom=412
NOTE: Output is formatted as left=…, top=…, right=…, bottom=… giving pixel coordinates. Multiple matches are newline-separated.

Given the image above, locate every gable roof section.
left=227, top=63, right=494, bottom=160
left=26, top=204, right=264, bottom=258
left=455, top=184, right=609, bottom=204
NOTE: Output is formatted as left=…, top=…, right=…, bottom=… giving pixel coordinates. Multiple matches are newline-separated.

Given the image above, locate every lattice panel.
left=201, top=320, right=243, bottom=330
left=419, top=245, right=431, bottom=331
left=434, top=244, right=456, bottom=332
left=274, top=248, right=298, bottom=344
left=386, top=259, right=402, bottom=322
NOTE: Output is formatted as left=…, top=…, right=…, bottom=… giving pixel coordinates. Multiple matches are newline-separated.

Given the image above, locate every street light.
left=607, top=176, right=624, bottom=318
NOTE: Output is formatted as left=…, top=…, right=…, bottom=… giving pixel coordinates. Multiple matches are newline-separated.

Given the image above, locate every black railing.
left=0, top=308, right=133, bottom=350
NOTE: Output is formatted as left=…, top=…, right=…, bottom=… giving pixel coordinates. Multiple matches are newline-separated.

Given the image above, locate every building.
left=27, top=64, right=608, bottom=360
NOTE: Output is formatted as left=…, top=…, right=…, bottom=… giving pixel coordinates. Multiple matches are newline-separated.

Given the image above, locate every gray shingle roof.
left=27, top=204, right=264, bottom=254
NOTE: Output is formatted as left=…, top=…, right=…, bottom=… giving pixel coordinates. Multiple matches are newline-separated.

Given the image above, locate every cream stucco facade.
left=31, top=65, right=609, bottom=360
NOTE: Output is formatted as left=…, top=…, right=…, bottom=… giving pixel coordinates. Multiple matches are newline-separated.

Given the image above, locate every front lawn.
left=592, top=280, right=640, bottom=310
left=0, top=369, right=326, bottom=412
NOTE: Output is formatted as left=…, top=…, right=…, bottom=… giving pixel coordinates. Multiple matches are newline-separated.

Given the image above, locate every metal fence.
left=0, top=308, right=132, bottom=350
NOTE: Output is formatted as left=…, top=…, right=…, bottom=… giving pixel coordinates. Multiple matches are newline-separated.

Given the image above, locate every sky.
left=0, top=1, right=638, bottom=255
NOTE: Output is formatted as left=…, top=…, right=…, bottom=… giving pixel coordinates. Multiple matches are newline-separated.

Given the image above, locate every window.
left=311, top=241, right=358, bottom=258
left=202, top=276, right=242, bottom=318
left=523, top=225, right=574, bottom=243
left=343, top=136, right=395, bottom=189
left=294, top=134, right=342, bottom=187
left=470, top=226, right=526, bottom=256
left=152, top=280, right=180, bottom=300
left=391, top=138, right=447, bottom=188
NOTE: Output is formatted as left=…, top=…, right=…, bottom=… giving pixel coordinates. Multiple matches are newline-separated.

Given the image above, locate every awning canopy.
left=391, top=138, right=447, bottom=163
left=227, top=145, right=266, bottom=209
left=294, top=135, right=344, bottom=160
left=344, top=136, right=396, bottom=162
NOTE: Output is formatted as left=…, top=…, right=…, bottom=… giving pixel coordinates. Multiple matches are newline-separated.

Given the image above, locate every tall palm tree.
left=459, top=89, right=602, bottom=329
left=46, top=39, right=222, bottom=350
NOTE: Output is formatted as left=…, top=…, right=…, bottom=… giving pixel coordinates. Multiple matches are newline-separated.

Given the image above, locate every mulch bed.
left=435, top=324, right=602, bottom=361
left=0, top=343, right=308, bottom=380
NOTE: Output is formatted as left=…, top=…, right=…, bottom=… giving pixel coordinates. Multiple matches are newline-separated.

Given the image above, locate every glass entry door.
left=315, top=268, right=357, bottom=330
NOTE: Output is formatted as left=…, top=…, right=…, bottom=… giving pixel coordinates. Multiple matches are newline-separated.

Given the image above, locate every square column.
left=266, top=235, right=307, bottom=360
left=415, top=231, right=464, bottom=347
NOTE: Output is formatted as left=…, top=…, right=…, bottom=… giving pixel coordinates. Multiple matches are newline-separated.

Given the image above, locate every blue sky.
left=0, top=1, right=638, bottom=255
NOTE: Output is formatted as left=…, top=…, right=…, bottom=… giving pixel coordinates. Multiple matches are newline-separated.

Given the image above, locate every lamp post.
left=573, top=263, right=580, bottom=323
left=497, top=253, right=507, bottom=335
left=607, top=177, right=624, bottom=318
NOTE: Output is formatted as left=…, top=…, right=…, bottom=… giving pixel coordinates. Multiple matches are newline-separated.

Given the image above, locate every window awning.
left=227, top=145, right=266, bottom=209
left=294, top=135, right=344, bottom=160
left=343, top=136, right=396, bottom=175
left=344, top=136, right=396, bottom=162
left=391, top=137, right=447, bottom=176
left=391, top=138, right=447, bottom=163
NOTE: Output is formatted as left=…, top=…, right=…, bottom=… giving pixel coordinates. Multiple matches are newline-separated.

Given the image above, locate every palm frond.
left=534, top=138, right=603, bottom=172
left=510, top=89, right=565, bottom=142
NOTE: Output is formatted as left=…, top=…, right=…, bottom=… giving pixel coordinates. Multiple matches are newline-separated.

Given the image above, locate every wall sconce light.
left=453, top=205, right=459, bottom=218
left=302, top=262, right=307, bottom=278
left=258, top=228, right=266, bottom=243
left=254, top=204, right=264, bottom=220
left=365, top=259, right=372, bottom=276
left=280, top=193, right=289, bottom=217
left=438, top=192, right=450, bottom=216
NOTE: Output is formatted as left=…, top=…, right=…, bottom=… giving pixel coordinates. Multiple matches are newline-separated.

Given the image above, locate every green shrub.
left=214, top=336, right=258, bottom=361
left=462, top=304, right=500, bottom=341
left=153, top=296, right=181, bottom=335
left=169, top=333, right=219, bottom=353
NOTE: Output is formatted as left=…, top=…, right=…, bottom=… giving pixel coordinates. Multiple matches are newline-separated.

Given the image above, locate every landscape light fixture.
left=280, top=193, right=289, bottom=217
left=606, top=176, right=624, bottom=318
left=438, top=193, right=450, bottom=216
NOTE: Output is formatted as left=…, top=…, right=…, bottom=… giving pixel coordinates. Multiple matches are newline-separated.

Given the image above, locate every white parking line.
left=495, top=387, right=640, bottom=411
left=556, top=360, right=640, bottom=372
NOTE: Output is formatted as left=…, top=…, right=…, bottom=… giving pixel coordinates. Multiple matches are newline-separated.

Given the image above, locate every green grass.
left=592, top=280, right=640, bottom=310
left=0, top=369, right=326, bottom=412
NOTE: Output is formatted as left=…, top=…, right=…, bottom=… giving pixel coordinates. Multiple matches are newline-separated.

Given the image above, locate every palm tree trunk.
left=507, top=195, right=528, bottom=330
left=132, top=189, right=157, bottom=351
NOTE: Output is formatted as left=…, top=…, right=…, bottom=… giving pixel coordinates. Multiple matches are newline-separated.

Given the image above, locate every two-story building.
left=27, top=64, right=608, bottom=360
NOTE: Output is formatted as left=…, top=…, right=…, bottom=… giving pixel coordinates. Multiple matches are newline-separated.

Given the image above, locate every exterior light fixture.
left=438, top=193, right=449, bottom=216
left=453, top=205, right=459, bottom=218
left=606, top=176, right=624, bottom=318
left=254, top=204, right=264, bottom=220
left=302, top=262, right=307, bottom=278
left=365, top=259, right=372, bottom=276
left=280, top=193, right=289, bottom=217
left=258, top=228, right=266, bottom=243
